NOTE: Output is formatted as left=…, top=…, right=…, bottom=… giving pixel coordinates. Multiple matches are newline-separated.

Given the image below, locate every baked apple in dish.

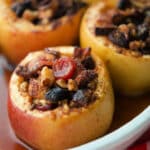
left=0, top=0, right=86, bottom=64
left=8, top=46, right=114, bottom=150
left=80, top=0, right=150, bottom=96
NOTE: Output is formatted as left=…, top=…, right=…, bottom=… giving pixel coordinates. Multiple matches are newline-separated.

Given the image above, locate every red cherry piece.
left=53, top=57, right=76, bottom=80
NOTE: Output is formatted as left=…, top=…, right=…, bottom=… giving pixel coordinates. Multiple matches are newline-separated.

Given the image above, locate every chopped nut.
left=56, top=79, right=67, bottom=88
left=19, top=81, right=28, bottom=92
left=68, top=79, right=78, bottom=91
left=22, top=10, right=38, bottom=21
left=63, top=104, right=70, bottom=114
left=28, top=78, right=47, bottom=99
left=129, top=40, right=145, bottom=51
left=39, top=9, right=53, bottom=18
left=40, top=67, right=55, bottom=87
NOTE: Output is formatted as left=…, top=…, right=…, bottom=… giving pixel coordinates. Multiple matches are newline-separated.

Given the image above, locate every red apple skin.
left=7, top=48, right=114, bottom=150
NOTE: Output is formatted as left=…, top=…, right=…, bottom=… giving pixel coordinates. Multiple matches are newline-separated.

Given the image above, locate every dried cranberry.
left=33, top=103, right=57, bottom=111
left=53, top=57, right=76, bottom=80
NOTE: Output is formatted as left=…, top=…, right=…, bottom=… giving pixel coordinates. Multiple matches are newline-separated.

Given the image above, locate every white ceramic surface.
left=72, top=106, right=150, bottom=150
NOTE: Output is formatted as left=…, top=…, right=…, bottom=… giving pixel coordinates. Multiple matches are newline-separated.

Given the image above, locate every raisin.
left=144, top=7, right=150, bottom=17
left=45, top=87, right=70, bottom=102
left=82, top=56, right=95, bottom=69
left=12, top=0, right=33, bottom=17
left=33, top=103, right=57, bottom=111
left=95, top=26, right=116, bottom=35
left=75, top=70, right=98, bottom=88
left=71, top=89, right=92, bottom=107
left=12, top=3, right=26, bottom=17
left=32, top=18, right=40, bottom=25
left=108, top=30, right=129, bottom=48
left=117, top=0, right=131, bottom=10
left=137, top=24, right=149, bottom=40
left=112, top=13, right=125, bottom=25
left=128, top=10, right=145, bottom=25
left=141, top=37, right=150, bottom=54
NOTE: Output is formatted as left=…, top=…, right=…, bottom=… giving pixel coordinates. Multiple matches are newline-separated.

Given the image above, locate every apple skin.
left=82, top=0, right=119, bottom=6
left=80, top=2, right=150, bottom=96
left=8, top=47, right=114, bottom=150
left=0, top=1, right=84, bottom=64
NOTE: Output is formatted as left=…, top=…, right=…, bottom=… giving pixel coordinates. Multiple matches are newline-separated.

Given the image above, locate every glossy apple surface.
left=8, top=47, right=114, bottom=150
left=80, top=2, right=150, bottom=96
left=0, top=1, right=84, bottom=64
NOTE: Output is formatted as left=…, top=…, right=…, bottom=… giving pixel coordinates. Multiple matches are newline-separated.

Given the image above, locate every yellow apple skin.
left=0, top=1, right=84, bottom=64
left=8, top=47, right=114, bottom=150
left=82, top=0, right=119, bottom=6
left=80, top=2, right=150, bottom=96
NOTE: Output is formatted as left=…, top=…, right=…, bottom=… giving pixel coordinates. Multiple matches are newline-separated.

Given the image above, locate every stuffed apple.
left=80, top=0, right=150, bottom=96
left=0, top=0, right=86, bottom=64
left=8, top=46, right=114, bottom=150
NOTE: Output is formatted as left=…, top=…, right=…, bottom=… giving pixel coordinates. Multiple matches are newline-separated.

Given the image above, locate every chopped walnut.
left=28, top=78, right=47, bottom=99
left=40, top=67, right=55, bottom=87
left=39, top=9, right=53, bottom=24
left=68, top=79, right=78, bottom=91
left=56, top=79, right=67, bottom=88
left=20, top=81, right=28, bottom=93
left=22, top=10, right=38, bottom=21
left=129, top=40, right=145, bottom=51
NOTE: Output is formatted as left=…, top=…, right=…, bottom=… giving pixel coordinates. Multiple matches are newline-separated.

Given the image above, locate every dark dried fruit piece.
left=71, top=89, right=92, bottom=107
left=45, top=87, right=70, bottom=102
left=82, top=56, right=95, bottom=69
left=117, top=0, right=131, bottom=10
left=137, top=24, right=149, bottom=40
left=74, top=47, right=91, bottom=59
left=127, top=10, right=145, bottom=25
left=112, top=13, right=125, bottom=25
left=95, top=26, right=116, bottom=35
left=108, top=30, right=129, bottom=48
left=16, top=65, right=37, bottom=79
left=75, top=70, right=98, bottom=88
left=12, top=0, right=33, bottom=17
left=140, top=37, right=150, bottom=54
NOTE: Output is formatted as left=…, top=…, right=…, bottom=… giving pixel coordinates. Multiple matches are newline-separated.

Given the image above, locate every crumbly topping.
left=95, top=0, right=150, bottom=54
left=15, top=47, right=98, bottom=111
left=11, top=0, right=86, bottom=25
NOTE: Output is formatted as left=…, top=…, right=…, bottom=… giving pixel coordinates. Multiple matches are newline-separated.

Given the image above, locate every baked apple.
left=0, top=0, right=86, bottom=64
left=8, top=46, right=114, bottom=150
left=82, top=0, right=119, bottom=6
left=80, top=0, right=150, bottom=96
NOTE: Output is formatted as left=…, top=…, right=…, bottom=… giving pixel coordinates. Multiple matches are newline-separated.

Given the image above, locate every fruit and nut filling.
left=16, top=47, right=98, bottom=111
left=95, top=0, right=150, bottom=54
left=11, top=0, right=86, bottom=25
